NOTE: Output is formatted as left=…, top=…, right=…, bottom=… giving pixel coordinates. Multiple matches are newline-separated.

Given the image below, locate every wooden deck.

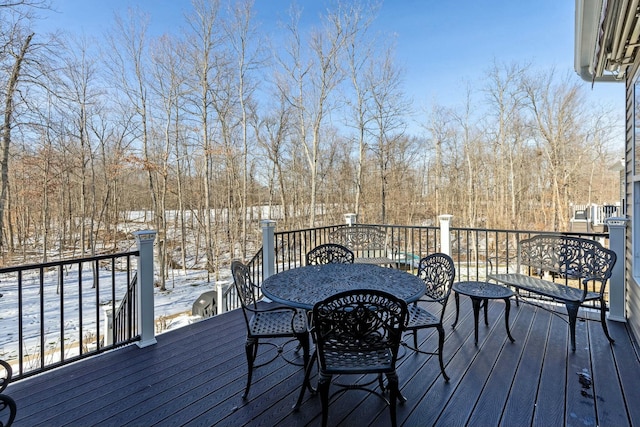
left=7, top=296, right=640, bottom=426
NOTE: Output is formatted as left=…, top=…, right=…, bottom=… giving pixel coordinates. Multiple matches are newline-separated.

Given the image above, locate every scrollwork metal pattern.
left=519, top=235, right=616, bottom=282
left=329, top=225, right=387, bottom=251
left=0, top=360, right=16, bottom=427
left=313, top=290, right=407, bottom=369
left=416, top=253, right=456, bottom=303
left=306, top=244, right=354, bottom=265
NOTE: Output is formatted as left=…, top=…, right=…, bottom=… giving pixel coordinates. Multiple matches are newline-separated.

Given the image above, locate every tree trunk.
left=0, top=32, right=33, bottom=251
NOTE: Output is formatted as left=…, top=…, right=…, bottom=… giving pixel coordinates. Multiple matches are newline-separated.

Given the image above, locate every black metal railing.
left=245, top=224, right=610, bottom=310
left=112, top=272, right=138, bottom=345
left=0, top=251, right=140, bottom=381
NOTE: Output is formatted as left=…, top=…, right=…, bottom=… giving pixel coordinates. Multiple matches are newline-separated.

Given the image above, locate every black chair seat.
left=406, top=304, right=440, bottom=328
left=322, top=347, right=394, bottom=373
left=249, top=309, right=308, bottom=336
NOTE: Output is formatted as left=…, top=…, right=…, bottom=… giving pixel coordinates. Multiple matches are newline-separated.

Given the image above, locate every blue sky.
left=39, top=0, right=625, bottom=138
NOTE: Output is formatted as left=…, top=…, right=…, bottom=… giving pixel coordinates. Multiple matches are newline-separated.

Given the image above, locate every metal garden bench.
left=489, top=234, right=616, bottom=351
left=329, top=225, right=397, bottom=267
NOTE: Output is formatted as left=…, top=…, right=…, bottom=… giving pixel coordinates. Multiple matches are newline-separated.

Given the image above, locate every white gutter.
left=575, top=0, right=622, bottom=82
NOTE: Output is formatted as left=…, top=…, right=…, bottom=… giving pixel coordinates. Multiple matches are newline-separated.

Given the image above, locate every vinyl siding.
left=625, top=60, right=640, bottom=342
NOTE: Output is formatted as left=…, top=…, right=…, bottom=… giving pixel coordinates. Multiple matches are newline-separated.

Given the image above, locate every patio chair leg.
left=243, top=338, right=258, bottom=399
left=437, top=326, right=450, bottom=382
left=297, top=332, right=310, bottom=369
left=599, top=298, right=615, bottom=344
left=293, top=351, right=317, bottom=411
left=0, top=394, right=16, bottom=427
left=318, top=373, right=332, bottom=427
left=386, top=371, right=401, bottom=427
left=482, top=298, right=489, bottom=326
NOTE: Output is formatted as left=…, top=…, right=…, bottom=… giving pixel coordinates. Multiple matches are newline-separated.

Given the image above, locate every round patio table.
left=451, top=280, right=515, bottom=346
left=263, top=263, right=425, bottom=408
left=262, top=263, right=426, bottom=310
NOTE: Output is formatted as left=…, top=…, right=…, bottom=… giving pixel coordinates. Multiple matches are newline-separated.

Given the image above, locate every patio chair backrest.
left=312, top=289, right=407, bottom=371
left=231, top=260, right=259, bottom=310
left=306, top=243, right=355, bottom=265
left=416, top=253, right=455, bottom=314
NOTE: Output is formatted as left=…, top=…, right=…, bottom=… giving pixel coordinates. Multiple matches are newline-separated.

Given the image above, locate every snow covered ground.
left=0, top=263, right=233, bottom=364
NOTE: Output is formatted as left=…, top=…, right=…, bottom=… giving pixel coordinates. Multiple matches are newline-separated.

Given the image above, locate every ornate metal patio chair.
left=306, top=243, right=354, bottom=265
left=0, top=294, right=16, bottom=427
left=296, top=289, right=408, bottom=427
left=0, top=359, right=16, bottom=427
left=403, top=253, right=455, bottom=382
left=231, top=260, right=310, bottom=400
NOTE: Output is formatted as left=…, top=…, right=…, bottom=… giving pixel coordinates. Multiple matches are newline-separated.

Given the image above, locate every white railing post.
left=261, top=220, right=276, bottom=279
left=438, top=214, right=453, bottom=256
left=344, top=213, right=357, bottom=226
left=216, top=281, right=224, bottom=315
left=103, top=307, right=113, bottom=346
left=605, top=217, right=628, bottom=322
left=134, top=230, right=157, bottom=347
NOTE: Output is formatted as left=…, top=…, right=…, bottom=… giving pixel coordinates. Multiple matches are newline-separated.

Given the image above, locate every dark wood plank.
left=101, top=339, right=250, bottom=425
left=500, top=304, right=552, bottom=426
left=586, top=318, right=629, bottom=427
left=466, top=302, right=534, bottom=425
left=607, top=320, right=640, bottom=425
left=533, top=312, right=570, bottom=426
left=5, top=298, right=640, bottom=427
left=35, top=312, right=248, bottom=425
left=399, top=297, right=483, bottom=427
left=563, top=316, right=598, bottom=427
left=433, top=299, right=519, bottom=426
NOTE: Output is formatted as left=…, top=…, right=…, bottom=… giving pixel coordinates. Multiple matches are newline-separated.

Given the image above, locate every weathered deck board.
left=6, top=296, right=640, bottom=427
left=588, top=319, right=629, bottom=427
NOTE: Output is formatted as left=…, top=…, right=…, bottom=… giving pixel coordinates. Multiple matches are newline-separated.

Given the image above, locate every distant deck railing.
left=0, top=252, right=138, bottom=380
left=256, top=223, right=610, bottom=277
left=0, top=230, right=157, bottom=381
left=246, top=217, right=619, bottom=314
left=110, top=271, right=138, bottom=345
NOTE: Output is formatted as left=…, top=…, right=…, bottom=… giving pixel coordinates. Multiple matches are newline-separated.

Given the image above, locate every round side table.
left=451, top=281, right=515, bottom=346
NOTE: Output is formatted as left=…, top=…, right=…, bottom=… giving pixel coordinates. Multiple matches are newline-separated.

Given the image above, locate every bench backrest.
left=329, top=225, right=389, bottom=259
left=517, top=235, right=616, bottom=282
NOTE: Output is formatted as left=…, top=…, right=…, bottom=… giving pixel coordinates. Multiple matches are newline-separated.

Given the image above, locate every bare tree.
left=0, top=0, right=52, bottom=255
left=277, top=2, right=357, bottom=227
left=483, top=61, right=531, bottom=228
left=184, top=0, right=222, bottom=274
left=223, top=0, right=263, bottom=259
left=149, top=33, right=189, bottom=275
left=0, top=30, right=32, bottom=252
left=254, top=86, right=293, bottom=226
left=423, top=104, right=455, bottom=216
left=105, top=8, right=169, bottom=287
left=365, top=43, right=409, bottom=223
left=344, top=2, right=379, bottom=218
left=522, top=70, right=588, bottom=231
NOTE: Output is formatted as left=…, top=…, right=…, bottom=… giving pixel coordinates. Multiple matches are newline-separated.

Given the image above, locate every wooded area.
left=0, top=0, right=621, bottom=286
